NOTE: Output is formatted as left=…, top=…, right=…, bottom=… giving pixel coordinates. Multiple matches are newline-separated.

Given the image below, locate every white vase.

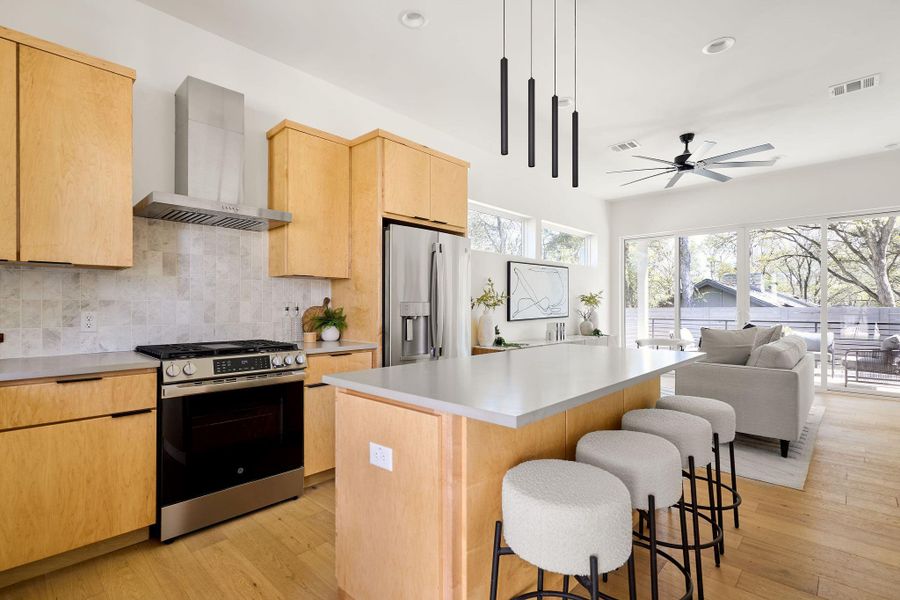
left=321, top=326, right=340, bottom=341
left=477, top=310, right=494, bottom=346
left=579, top=320, right=594, bottom=336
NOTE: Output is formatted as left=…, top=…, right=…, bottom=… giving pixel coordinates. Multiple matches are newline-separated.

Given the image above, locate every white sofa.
left=674, top=353, right=815, bottom=457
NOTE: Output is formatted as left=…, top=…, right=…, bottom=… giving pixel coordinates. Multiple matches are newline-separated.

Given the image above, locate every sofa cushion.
left=880, top=335, right=900, bottom=350
left=746, top=335, right=807, bottom=369
left=699, top=327, right=758, bottom=364
left=752, top=324, right=783, bottom=348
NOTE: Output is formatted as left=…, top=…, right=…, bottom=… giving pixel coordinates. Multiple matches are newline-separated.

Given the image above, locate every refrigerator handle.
left=430, top=242, right=445, bottom=357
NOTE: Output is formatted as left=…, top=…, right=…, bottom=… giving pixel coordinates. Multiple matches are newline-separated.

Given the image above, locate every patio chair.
left=843, top=347, right=900, bottom=386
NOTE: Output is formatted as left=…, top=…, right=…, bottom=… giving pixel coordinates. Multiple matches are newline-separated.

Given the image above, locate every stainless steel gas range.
left=135, top=340, right=306, bottom=541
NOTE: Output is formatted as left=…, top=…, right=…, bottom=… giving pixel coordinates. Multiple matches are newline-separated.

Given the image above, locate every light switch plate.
left=369, top=442, right=393, bottom=472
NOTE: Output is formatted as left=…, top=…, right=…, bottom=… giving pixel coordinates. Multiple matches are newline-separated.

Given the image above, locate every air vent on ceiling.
left=610, top=140, right=641, bottom=153
left=830, top=74, right=880, bottom=98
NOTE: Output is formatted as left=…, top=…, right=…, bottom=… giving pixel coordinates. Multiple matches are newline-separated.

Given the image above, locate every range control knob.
left=165, top=363, right=181, bottom=377
left=272, top=355, right=284, bottom=367
left=183, top=362, right=197, bottom=376
left=295, top=353, right=305, bottom=365
left=283, top=355, right=294, bottom=365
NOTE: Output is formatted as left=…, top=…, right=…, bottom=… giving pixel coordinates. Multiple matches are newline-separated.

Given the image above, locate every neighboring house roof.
left=693, top=278, right=818, bottom=308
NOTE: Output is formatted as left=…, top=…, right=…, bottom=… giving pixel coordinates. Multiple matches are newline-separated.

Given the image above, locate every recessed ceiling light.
left=399, top=9, right=428, bottom=29
left=702, top=36, right=736, bottom=55
left=557, top=96, right=574, bottom=109
left=885, top=143, right=899, bottom=150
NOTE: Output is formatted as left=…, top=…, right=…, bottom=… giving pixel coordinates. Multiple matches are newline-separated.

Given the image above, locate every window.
left=542, top=223, right=592, bottom=265
left=467, top=203, right=526, bottom=256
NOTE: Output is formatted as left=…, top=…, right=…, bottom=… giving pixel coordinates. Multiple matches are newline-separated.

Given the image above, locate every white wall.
left=0, top=0, right=610, bottom=344
left=607, top=151, right=900, bottom=338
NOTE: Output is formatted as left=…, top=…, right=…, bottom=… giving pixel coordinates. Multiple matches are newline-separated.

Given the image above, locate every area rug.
left=715, top=404, right=825, bottom=490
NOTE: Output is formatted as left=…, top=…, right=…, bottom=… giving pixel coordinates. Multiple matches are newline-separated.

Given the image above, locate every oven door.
left=159, top=372, right=304, bottom=507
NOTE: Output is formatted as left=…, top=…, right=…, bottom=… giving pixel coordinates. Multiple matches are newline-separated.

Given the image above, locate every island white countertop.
left=324, top=344, right=704, bottom=428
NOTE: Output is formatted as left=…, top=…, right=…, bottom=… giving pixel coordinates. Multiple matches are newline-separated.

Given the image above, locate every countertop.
left=0, top=351, right=161, bottom=383
left=325, top=344, right=704, bottom=428
left=473, top=334, right=615, bottom=351
left=300, top=340, right=377, bottom=355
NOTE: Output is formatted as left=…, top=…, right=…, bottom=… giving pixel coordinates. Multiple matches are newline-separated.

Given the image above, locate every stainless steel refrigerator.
left=383, top=223, right=471, bottom=366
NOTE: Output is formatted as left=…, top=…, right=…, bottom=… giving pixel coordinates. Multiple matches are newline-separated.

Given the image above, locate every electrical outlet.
left=80, top=311, right=97, bottom=332
left=369, top=442, right=393, bottom=472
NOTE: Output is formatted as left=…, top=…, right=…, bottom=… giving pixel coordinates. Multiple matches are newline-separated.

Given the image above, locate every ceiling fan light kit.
left=610, top=132, right=777, bottom=189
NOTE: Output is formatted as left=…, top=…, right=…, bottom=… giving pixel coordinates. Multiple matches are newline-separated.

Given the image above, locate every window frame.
left=467, top=201, right=534, bottom=258
left=540, top=220, right=595, bottom=267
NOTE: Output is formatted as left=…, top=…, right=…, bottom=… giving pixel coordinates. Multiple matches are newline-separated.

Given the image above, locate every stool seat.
left=577, top=430, right=683, bottom=512
left=657, top=395, right=737, bottom=443
left=622, top=409, right=714, bottom=467
left=502, top=459, right=633, bottom=576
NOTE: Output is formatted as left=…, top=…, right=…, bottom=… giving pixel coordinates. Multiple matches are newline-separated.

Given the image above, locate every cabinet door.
left=287, top=130, right=350, bottom=278
left=306, top=351, right=375, bottom=385
left=18, top=46, right=133, bottom=267
left=0, top=39, right=15, bottom=261
left=305, top=384, right=336, bottom=476
left=0, top=411, right=155, bottom=570
left=429, top=156, right=468, bottom=229
left=382, top=139, right=430, bottom=220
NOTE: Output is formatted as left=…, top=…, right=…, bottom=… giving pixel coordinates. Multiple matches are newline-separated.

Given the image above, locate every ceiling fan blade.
left=692, top=168, right=731, bottom=183
left=691, top=140, right=716, bottom=161
left=607, top=167, right=673, bottom=174
left=621, top=169, right=676, bottom=187
left=705, top=159, right=778, bottom=168
left=664, top=172, right=684, bottom=189
left=633, top=155, right=677, bottom=166
left=704, top=143, right=774, bottom=164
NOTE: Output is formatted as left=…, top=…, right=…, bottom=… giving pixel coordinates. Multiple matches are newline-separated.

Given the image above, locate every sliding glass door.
left=623, top=237, right=676, bottom=348
left=677, top=232, right=738, bottom=348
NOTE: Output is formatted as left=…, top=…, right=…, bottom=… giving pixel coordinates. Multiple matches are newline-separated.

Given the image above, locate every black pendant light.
left=500, top=0, right=508, bottom=155
left=572, top=0, right=579, bottom=187
left=527, top=0, right=535, bottom=167
left=551, top=0, right=559, bottom=178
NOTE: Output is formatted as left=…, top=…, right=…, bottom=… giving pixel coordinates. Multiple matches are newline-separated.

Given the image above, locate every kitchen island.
left=324, top=344, right=703, bottom=599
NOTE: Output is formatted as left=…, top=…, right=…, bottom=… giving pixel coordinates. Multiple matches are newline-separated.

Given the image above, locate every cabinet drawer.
left=0, top=410, right=156, bottom=570
left=0, top=372, right=156, bottom=431
left=306, top=351, right=374, bottom=386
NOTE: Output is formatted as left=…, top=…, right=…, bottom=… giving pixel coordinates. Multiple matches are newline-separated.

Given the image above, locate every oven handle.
left=161, top=371, right=307, bottom=399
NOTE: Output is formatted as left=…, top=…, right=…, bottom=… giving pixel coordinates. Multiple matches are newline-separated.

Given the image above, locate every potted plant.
left=311, top=305, right=348, bottom=342
left=471, top=278, right=508, bottom=346
left=577, top=291, right=604, bottom=336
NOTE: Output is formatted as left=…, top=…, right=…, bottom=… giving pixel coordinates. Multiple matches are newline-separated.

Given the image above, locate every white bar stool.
left=622, top=409, right=722, bottom=600
left=657, top=394, right=742, bottom=554
left=490, top=459, right=637, bottom=600
left=576, top=430, right=693, bottom=600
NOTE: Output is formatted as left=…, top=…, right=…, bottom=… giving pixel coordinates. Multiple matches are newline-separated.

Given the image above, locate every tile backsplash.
left=0, top=218, right=330, bottom=358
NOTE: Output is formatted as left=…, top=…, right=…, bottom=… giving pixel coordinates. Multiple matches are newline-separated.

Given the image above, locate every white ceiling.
left=138, top=0, right=900, bottom=201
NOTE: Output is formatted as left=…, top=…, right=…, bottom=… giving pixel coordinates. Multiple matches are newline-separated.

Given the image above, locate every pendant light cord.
left=530, top=0, right=533, bottom=76
left=573, top=0, right=577, bottom=110
left=502, top=0, right=506, bottom=56
left=553, top=0, right=557, bottom=94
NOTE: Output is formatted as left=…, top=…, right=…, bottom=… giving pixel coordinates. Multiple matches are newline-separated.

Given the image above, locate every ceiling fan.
left=608, top=133, right=777, bottom=189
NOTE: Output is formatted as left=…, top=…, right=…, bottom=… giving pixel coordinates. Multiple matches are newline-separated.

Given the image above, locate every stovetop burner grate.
left=135, top=339, right=298, bottom=360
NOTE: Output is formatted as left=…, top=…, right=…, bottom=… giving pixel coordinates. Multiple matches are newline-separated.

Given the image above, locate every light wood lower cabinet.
left=0, top=38, right=15, bottom=261
left=17, top=45, right=133, bottom=267
left=0, top=410, right=156, bottom=571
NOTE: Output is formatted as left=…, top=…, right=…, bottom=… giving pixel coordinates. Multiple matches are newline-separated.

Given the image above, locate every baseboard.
left=0, top=528, right=149, bottom=589
left=304, top=468, right=335, bottom=488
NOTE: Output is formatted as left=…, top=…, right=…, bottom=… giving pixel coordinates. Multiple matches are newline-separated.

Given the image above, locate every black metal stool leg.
left=729, top=441, right=740, bottom=529
left=590, top=556, right=600, bottom=600
left=490, top=521, right=502, bottom=600
left=678, top=492, right=691, bottom=580
left=688, top=457, right=705, bottom=600
left=537, top=568, right=544, bottom=599
left=602, top=572, right=608, bottom=583
left=705, top=462, right=721, bottom=568
left=627, top=550, right=637, bottom=600
left=647, top=496, right=659, bottom=600
left=562, top=575, right=570, bottom=594
left=713, top=434, right=725, bottom=555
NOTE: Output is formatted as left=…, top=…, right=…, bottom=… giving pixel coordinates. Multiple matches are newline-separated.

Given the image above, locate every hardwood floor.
left=3, top=392, right=900, bottom=599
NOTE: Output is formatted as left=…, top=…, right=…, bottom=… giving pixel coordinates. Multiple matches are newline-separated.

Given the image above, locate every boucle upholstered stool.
left=657, top=394, right=742, bottom=554
left=576, top=430, right=693, bottom=600
left=490, top=459, right=637, bottom=600
left=621, top=409, right=722, bottom=600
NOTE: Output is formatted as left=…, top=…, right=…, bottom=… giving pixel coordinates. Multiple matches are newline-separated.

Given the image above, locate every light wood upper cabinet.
left=382, top=138, right=431, bottom=221
left=268, top=121, right=350, bottom=278
left=17, top=45, right=133, bottom=267
left=429, top=156, right=468, bottom=228
left=0, top=39, right=16, bottom=261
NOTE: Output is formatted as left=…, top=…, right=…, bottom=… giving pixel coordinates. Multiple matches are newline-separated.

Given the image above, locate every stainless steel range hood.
left=134, top=77, right=291, bottom=231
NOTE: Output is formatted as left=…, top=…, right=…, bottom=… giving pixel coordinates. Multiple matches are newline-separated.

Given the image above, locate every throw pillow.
left=746, top=335, right=807, bottom=369
left=699, top=327, right=758, bottom=364
left=752, top=324, right=783, bottom=349
left=880, top=335, right=900, bottom=350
